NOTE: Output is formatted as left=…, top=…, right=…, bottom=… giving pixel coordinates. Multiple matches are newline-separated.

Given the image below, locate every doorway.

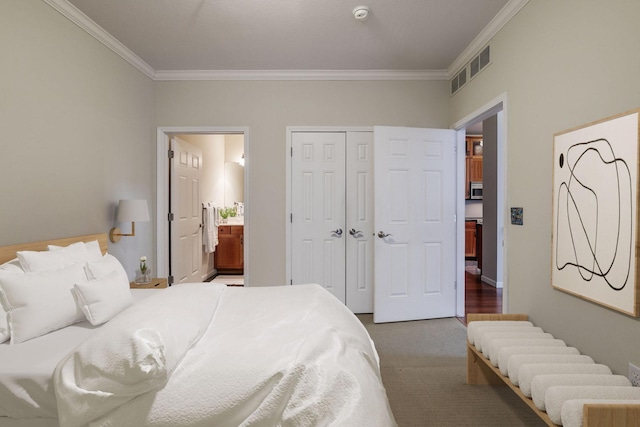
left=156, top=127, right=250, bottom=285
left=452, top=93, right=508, bottom=315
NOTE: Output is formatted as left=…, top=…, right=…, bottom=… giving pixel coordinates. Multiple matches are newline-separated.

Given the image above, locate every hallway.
left=458, top=264, right=502, bottom=325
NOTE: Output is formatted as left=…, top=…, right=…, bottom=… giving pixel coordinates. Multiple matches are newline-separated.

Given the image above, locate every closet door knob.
left=331, top=228, right=343, bottom=237
left=377, top=231, right=392, bottom=238
left=349, top=229, right=362, bottom=237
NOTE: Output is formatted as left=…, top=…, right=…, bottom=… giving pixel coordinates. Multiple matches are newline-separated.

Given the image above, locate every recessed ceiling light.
left=353, top=6, right=370, bottom=21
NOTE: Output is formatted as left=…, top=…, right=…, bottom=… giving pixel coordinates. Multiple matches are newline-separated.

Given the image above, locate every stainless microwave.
left=470, top=182, right=483, bottom=200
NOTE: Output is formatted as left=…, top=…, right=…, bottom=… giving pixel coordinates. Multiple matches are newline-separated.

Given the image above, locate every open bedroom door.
left=170, top=137, right=204, bottom=284
left=373, top=126, right=457, bottom=323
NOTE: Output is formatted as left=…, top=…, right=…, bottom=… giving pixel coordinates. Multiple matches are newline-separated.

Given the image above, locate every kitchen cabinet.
left=465, top=220, right=477, bottom=258
left=214, top=225, right=243, bottom=274
left=465, top=137, right=483, bottom=199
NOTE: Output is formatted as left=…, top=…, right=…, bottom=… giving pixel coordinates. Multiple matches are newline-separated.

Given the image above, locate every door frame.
left=451, top=92, right=508, bottom=315
left=156, top=126, right=250, bottom=284
left=285, top=126, right=372, bottom=285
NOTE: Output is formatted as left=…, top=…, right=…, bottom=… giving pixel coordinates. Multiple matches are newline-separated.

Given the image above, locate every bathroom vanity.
left=214, top=225, right=244, bottom=274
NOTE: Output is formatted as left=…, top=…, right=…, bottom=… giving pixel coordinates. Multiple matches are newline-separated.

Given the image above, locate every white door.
left=291, top=132, right=347, bottom=303
left=170, top=137, right=204, bottom=284
left=345, top=131, right=375, bottom=313
left=373, top=126, right=457, bottom=323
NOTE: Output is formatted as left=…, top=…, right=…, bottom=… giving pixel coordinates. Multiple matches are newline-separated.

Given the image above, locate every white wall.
left=1, top=0, right=155, bottom=279
left=450, top=0, right=640, bottom=375
left=464, top=201, right=483, bottom=218
left=155, top=80, right=450, bottom=285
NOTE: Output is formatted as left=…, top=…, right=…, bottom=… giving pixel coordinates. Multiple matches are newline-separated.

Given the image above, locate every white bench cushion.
left=467, top=321, right=534, bottom=346
left=478, top=328, right=545, bottom=354
left=497, top=346, right=579, bottom=375
left=531, top=374, right=630, bottom=410
left=516, top=363, right=612, bottom=398
left=545, top=386, right=640, bottom=425
left=561, top=398, right=640, bottom=427
left=484, top=336, right=557, bottom=363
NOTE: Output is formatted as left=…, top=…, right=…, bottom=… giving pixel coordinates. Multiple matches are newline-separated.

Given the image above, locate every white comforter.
left=53, top=283, right=396, bottom=427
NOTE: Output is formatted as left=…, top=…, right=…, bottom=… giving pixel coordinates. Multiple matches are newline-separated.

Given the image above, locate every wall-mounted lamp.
left=109, top=199, right=150, bottom=243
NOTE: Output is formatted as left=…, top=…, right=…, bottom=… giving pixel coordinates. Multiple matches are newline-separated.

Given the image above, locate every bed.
left=0, top=233, right=396, bottom=427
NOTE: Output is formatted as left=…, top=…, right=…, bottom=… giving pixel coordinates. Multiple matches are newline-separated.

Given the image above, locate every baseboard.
left=480, top=275, right=497, bottom=287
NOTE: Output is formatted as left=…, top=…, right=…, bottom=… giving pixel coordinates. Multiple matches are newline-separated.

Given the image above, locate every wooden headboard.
left=0, top=233, right=108, bottom=265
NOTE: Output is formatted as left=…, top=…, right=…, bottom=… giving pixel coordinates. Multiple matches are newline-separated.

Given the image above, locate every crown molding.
left=153, top=69, right=448, bottom=81
left=42, top=0, right=156, bottom=79
left=44, top=0, right=525, bottom=82
left=40, top=0, right=447, bottom=81
left=447, top=0, right=529, bottom=78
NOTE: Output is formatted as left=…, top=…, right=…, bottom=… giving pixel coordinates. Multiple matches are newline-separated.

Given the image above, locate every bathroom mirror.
left=224, top=161, right=244, bottom=207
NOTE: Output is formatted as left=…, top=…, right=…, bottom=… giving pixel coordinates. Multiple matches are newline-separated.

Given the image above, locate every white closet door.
left=291, top=132, right=346, bottom=303
left=373, top=126, right=457, bottom=323
left=170, top=137, right=203, bottom=284
left=345, top=131, right=374, bottom=313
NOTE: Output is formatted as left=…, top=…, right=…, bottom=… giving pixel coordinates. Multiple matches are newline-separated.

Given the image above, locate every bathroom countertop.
left=225, top=218, right=244, bottom=226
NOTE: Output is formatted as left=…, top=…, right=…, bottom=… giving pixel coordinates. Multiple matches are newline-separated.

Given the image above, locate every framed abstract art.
left=552, top=109, right=640, bottom=316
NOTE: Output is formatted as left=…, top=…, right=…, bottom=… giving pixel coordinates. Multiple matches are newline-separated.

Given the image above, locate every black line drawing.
left=555, top=138, right=633, bottom=292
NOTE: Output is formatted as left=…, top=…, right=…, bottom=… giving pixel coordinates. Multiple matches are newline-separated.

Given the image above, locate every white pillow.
left=17, top=249, right=75, bottom=273
left=48, top=240, right=103, bottom=263
left=0, top=259, right=24, bottom=344
left=74, top=270, right=133, bottom=326
left=0, top=264, right=87, bottom=344
left=85, top=254, right=128, bottom=281
left=0, top=259, right=24, bottom=275
left=84, top=240, right=104, bottom=261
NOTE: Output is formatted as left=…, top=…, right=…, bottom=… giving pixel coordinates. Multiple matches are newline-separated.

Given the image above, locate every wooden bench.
left=466, top=313, right=640, bottom=427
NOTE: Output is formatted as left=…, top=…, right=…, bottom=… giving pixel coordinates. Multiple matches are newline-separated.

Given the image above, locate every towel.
left=203, top=204, right=218, bottom=253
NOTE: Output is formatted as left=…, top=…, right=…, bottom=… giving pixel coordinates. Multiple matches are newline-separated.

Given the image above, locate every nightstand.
left=129, top=277, right=168, bottom=289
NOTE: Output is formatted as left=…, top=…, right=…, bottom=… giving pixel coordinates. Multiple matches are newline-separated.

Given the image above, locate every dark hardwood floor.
left=457, top=266, right=502, bottom=326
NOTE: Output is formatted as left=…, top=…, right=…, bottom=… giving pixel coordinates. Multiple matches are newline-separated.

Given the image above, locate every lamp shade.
left=116, top=200, right=149, bottom=222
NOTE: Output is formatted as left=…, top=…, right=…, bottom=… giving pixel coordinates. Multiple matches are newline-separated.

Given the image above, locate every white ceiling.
left=62, top=0, right=513, bottom=75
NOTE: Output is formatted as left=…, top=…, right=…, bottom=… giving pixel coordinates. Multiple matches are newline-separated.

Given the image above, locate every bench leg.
left=467, top=344, right=504, bottom=385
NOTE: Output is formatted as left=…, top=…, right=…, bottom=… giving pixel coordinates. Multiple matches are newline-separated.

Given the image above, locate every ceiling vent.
left=451, top=44, right=491, bottom=95
left=451, top=68, right=467, bottom=94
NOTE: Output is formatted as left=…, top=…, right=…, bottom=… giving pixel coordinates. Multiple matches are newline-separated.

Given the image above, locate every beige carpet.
left=357, top=315, right=546, bottom=427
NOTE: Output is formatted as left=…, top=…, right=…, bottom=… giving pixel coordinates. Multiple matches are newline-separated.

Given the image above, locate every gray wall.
left=450, top=0, right=640, bottom=375
left=154, top=80, right=450, bottom=285
left=1, top=0, right=155, bottom=278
